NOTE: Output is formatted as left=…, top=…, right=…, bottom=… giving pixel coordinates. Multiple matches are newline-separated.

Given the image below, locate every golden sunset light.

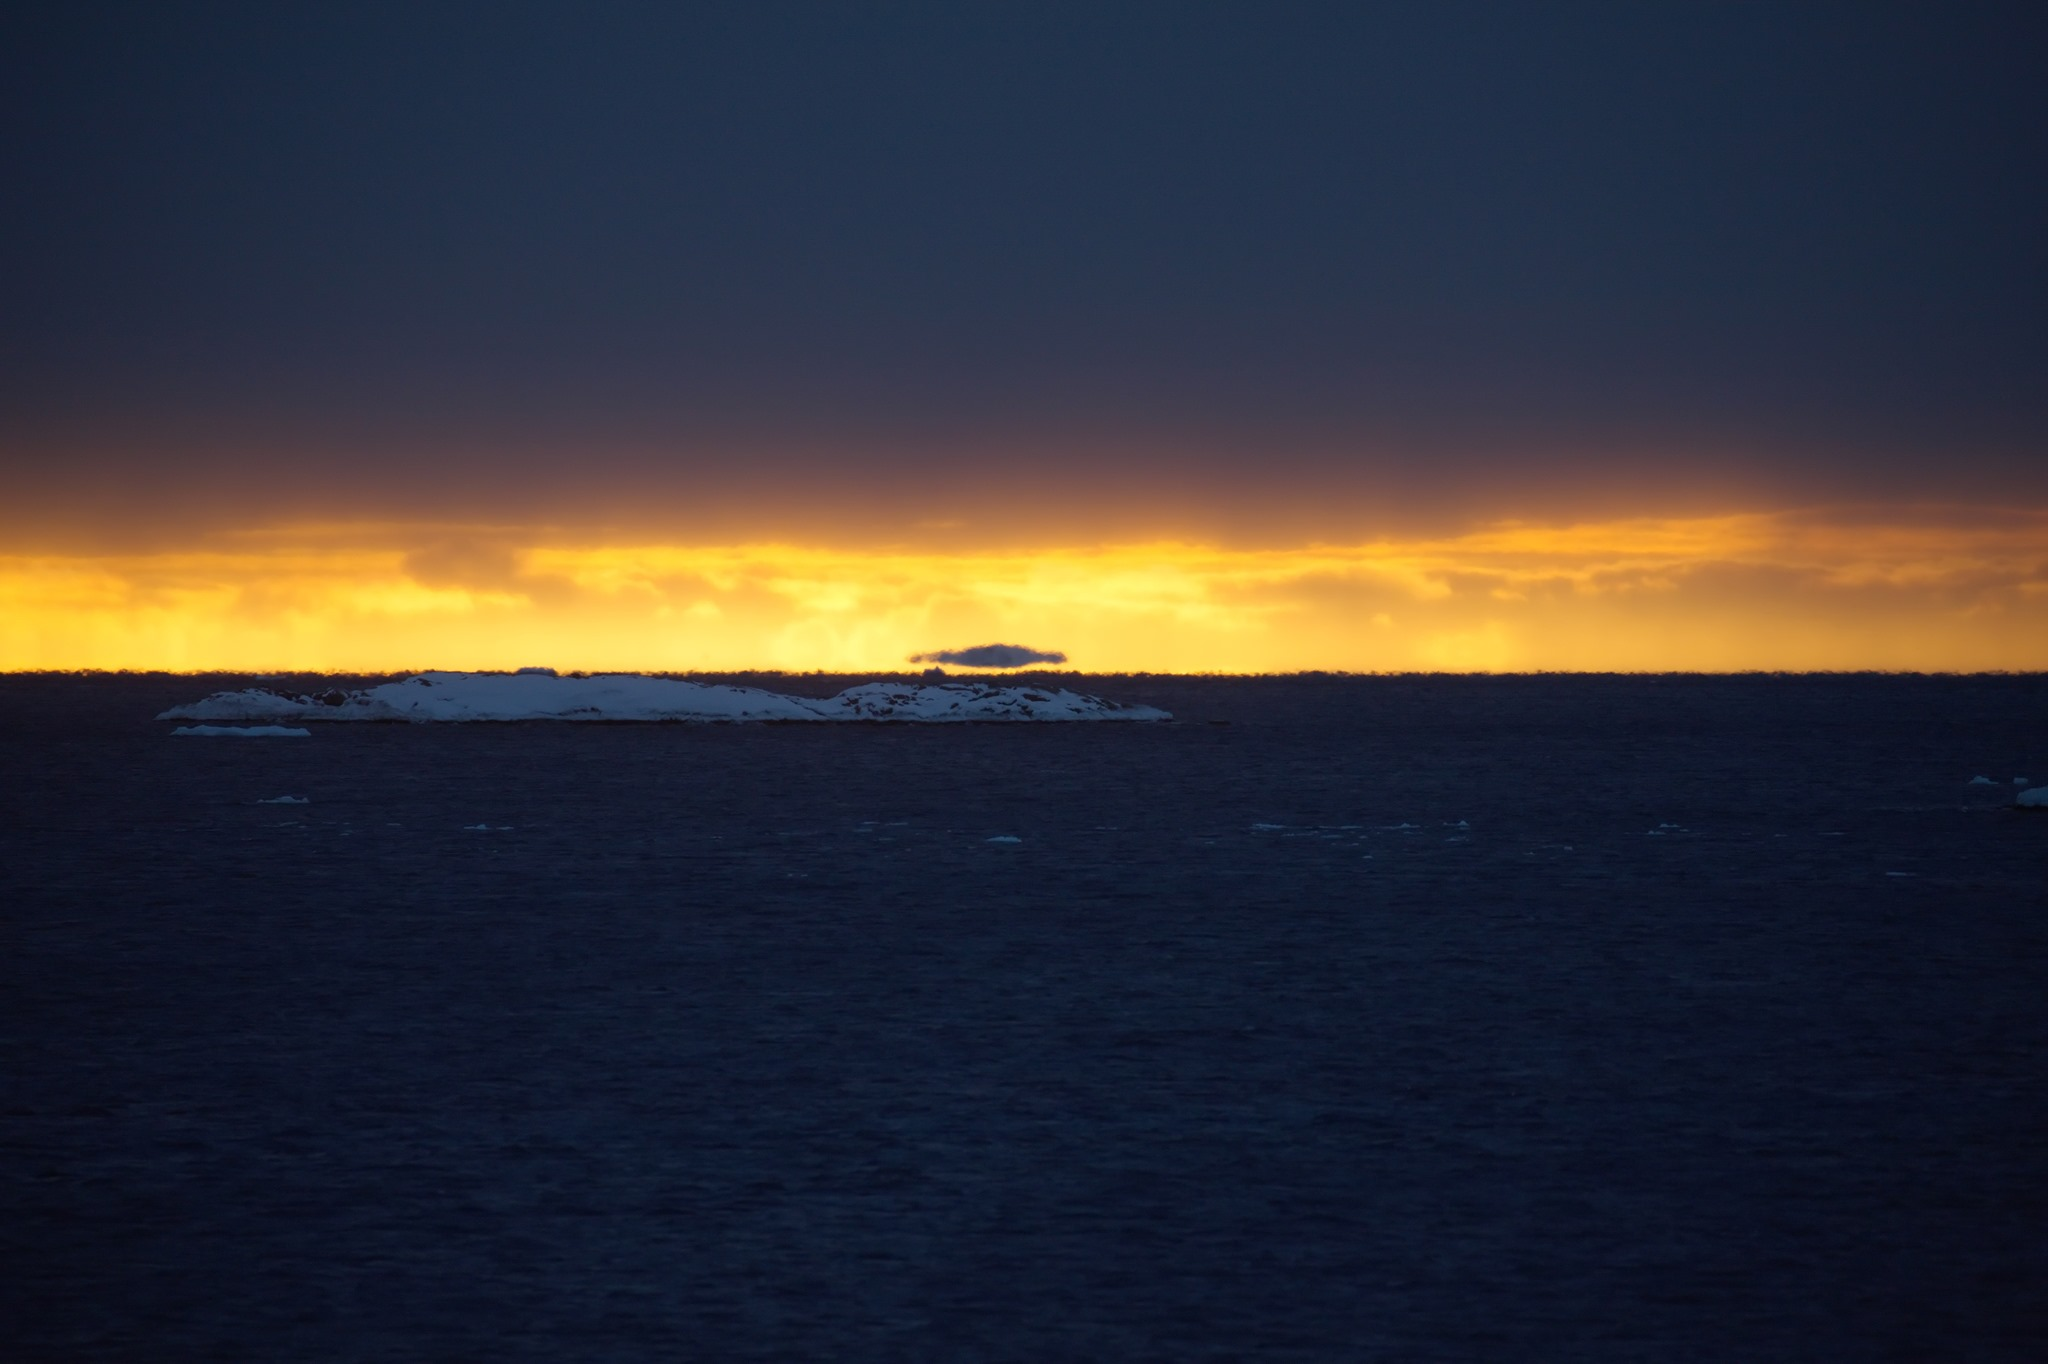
left=7, top=507, right=2043, bottom=673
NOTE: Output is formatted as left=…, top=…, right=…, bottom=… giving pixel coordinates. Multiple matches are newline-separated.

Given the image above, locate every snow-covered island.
left=158, top=671, right=1173, bottom=724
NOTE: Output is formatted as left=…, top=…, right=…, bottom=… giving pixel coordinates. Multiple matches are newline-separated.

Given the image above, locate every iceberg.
left=2018, top=787, right=2047, bottom=810
left=159, top=671, right=1172, bottom=724
left=825, top=681, right=1164, bottom=722
left=170, top=724, right=312, bottom=737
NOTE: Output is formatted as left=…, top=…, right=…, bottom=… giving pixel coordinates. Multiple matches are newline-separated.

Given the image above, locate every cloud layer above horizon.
left=3, top=6, right=2043, bottom=670
left=5, top=507, right=2043, bottom=673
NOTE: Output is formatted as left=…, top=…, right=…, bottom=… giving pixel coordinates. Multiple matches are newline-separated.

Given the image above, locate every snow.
left=171, top=724, right=312, bottom=737
left=159, top=672, right=1172, bottom=724
left=824, top=681, right=1167, bottom=722
left=2018, top=787, right=2048, bottom=809
left=164, top=673, right=826, bottom=723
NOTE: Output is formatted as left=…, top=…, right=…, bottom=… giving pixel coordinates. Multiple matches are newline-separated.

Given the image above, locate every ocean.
left=4, top=672, right=2044, bottom=1360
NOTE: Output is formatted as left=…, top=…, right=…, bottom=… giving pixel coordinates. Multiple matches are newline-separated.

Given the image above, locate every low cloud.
left=8, top=507, right=2048, bottom=671
left=911, top=642, right=1068, bottom=669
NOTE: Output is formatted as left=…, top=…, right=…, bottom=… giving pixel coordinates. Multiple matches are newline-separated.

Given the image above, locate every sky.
left=3, top=1, right=2044, bottom=671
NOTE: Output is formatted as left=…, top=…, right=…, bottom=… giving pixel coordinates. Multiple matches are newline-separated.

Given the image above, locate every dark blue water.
left=5, top=674, right=2045, bottom=1360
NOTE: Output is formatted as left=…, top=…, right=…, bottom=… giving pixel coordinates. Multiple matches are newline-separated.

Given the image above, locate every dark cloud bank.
left=3, top=4, right=2045, bottom=523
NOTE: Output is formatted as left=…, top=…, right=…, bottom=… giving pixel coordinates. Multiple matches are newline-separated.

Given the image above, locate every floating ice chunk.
left=1250, top=822, right=1287, bottom=831
left=166, top=673, right=826, bottom=723
left=462, top=823, right=515, bottom=831
left=171, top=724, right=311, bottom=737
left=2016, top=777, right=2031, bottom=785
left=985, top=835, right=1023, bottom=844
left=822, top=681, right=1168, bottom=722
left=257, top=796, right=310, bottom=804
left=2018, top=787, right=2048, bottom=809
left=159, top=671, right=1170, bottom=724
left=1969, top=776, right=1995, bottom=785
left=172, top=693, right=311, bottom=719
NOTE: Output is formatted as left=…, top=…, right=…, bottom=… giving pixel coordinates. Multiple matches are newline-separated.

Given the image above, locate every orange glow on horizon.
left=2, top=507, right=2044, bottom=673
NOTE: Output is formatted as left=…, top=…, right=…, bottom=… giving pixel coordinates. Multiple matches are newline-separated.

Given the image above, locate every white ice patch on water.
left=1969, top=775, right=1995, bottom=785
left=159, top=671, right=1171, bottom=724
left=826, top=681, right=1167, bottom=723
left=463, top=823, right=515, bottom=831
left=171, top=724, right=311, bottom=737
left=256, top=796, right=309, bottom=804
left=2018, top=787, right=2048, bottom=809
left=985, top=835, right=1023, bottom=844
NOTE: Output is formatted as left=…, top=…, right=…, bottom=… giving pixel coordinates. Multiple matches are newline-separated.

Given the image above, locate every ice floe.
left=171, top=724, right=312, bottom=737
left=827, top=681, right=1165, bottom=722
left=1969, top=775, right=1996, bottom=785
left=159, top=672, right=1171, bottom=724
left=2018, top=787, right=2047, bottom=810
left=256, top=796, right=310, bottom=804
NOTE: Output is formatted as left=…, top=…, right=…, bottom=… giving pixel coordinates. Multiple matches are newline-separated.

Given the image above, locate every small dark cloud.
left=910, top=643, right=1067, bottom=669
